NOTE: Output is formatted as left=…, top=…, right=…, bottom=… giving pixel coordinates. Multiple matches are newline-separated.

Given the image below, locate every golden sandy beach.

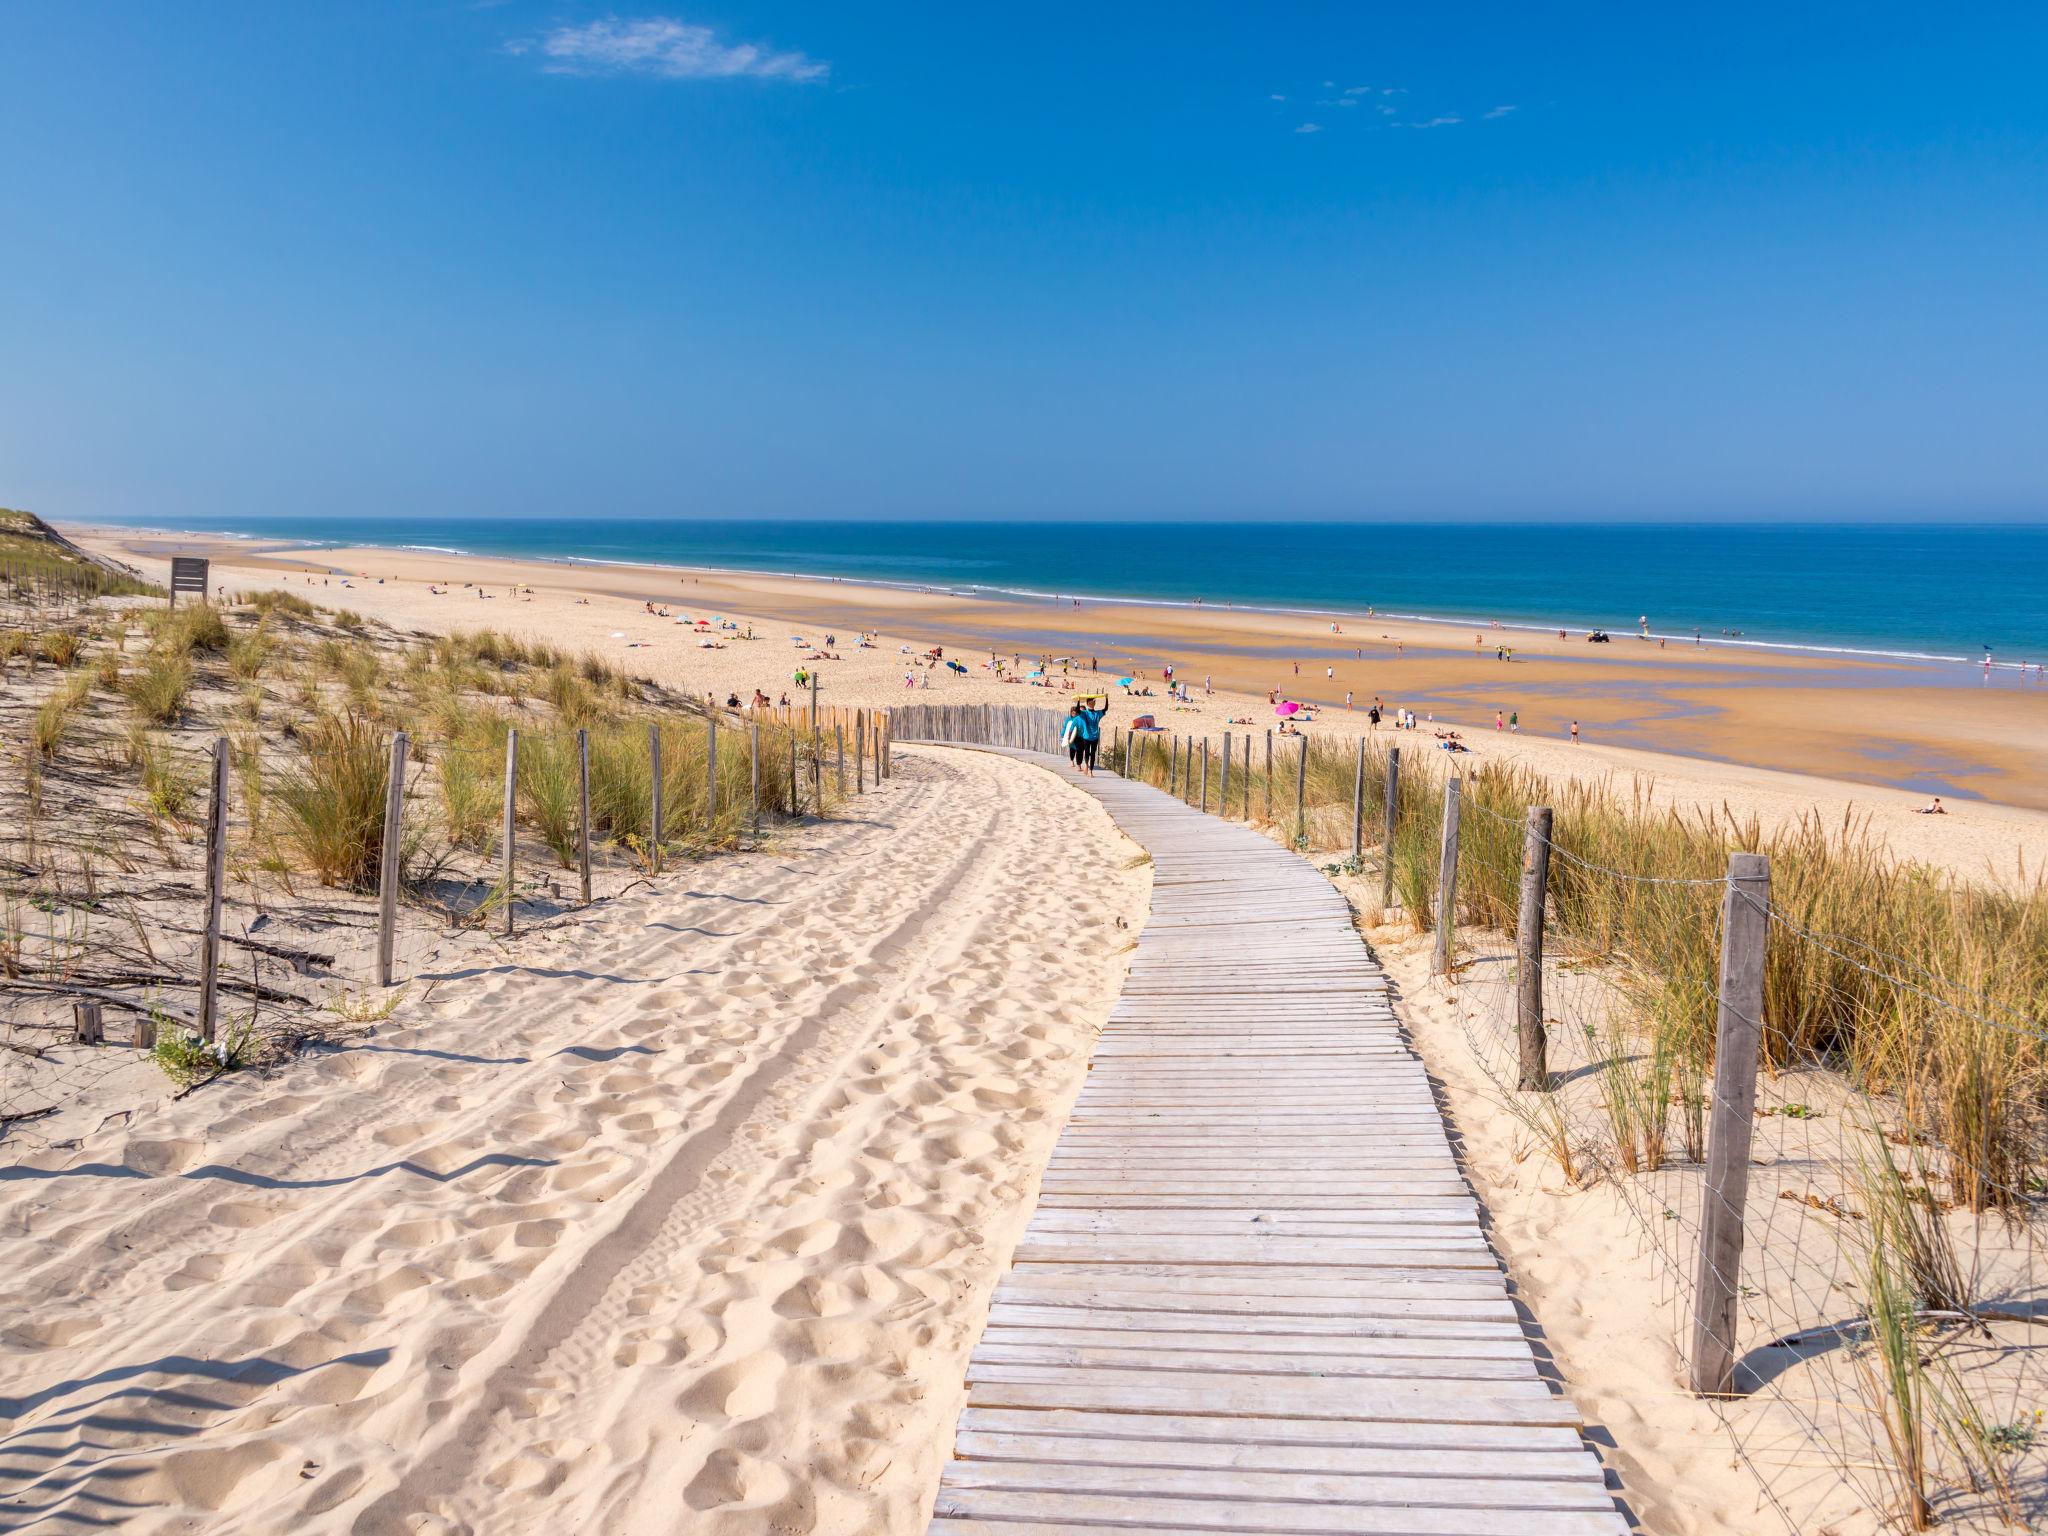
left=69, top=524, right=2048, bottom=889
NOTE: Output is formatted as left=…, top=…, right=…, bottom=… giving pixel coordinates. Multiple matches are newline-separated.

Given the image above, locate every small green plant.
left=152, top=1020, right=256, bottom=1087
left=325, top=985, right=408, bottom=1024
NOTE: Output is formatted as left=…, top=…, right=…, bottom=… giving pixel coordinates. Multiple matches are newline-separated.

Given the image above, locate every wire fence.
left=901, top=702, right=2048, bottom=1533
left=1436, top=795, right=2047, bottom=1534
left=2, top=689, right=889, bottom=1159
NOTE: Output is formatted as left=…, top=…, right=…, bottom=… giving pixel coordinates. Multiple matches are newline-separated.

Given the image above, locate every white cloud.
left=1410, top=115, right=1462, bottom=128
left=1295, top=122, right=1323, bottom=134
left=1343, top=85, right=1370, bottom=96
left=1270, top=93, right=1286, bottom=101
left=1336, top=98, right=1358, bottom=108
left=1322, top=79, right=1335, bottom=87
left=515, top=17, right=828, bottom=82
left=1484, top=104, right=1517, bottom=119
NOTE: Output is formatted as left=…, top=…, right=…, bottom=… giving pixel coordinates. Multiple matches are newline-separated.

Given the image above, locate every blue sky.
left=2, top=2, right=2045, bottom=522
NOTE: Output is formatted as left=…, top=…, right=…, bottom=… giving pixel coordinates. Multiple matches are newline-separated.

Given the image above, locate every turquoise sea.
left=87, top=516, right=2048, bottom=669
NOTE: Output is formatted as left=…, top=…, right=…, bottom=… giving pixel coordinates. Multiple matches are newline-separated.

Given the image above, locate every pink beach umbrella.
left=1274, top=701, right=1301, bottom=717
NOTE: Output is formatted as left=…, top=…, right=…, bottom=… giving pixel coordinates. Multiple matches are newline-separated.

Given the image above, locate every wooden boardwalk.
left=921, top=747, right=1629, bottom=1535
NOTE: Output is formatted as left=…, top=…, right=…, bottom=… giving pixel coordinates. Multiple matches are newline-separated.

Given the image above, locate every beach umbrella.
left=1115, top=676, right=1134, bottom=686
left=1275, top=701, right=1300, bottom=716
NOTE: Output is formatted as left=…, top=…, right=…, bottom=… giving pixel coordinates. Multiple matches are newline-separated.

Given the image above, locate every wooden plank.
left=956, top=1407, right=1588, bottom=1453
left=937, top=1460, right=1616, bottom=1509
left=930, top=1497, right=1627, bottom=1535
left=964, top=1376, right=1574, bottom=1419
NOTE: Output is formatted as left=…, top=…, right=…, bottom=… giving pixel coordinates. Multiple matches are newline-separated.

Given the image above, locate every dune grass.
left=1110, top=726, right=2048, bottom=1212
left=273, top=711, right=390, bottom=889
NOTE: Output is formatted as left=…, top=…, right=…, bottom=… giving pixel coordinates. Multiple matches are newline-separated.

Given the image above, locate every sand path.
left=0, top=748, right=1146, bottom=1534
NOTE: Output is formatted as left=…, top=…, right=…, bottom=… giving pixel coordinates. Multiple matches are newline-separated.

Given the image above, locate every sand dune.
left=0, top=748, right=1146, bottom=1533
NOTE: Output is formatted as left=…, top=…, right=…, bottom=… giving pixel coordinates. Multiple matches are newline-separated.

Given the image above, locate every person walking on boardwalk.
left=1061, top=704, right=1089, bottom=770
left=1075, top=695, right=1108, bottom=776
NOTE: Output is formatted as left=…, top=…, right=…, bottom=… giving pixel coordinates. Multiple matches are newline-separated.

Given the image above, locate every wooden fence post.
left=1199, top=739, right=1209, bottom=813
left=577, top=728, right=592, bottom=905
left=501, top=727, right=518, bottom=937
left=197, top=736, right=229, bottom=1041
left=809, top=672, right=821, bottom=807
left=1382, top=747, right=1401, bottom=909
left=1516, top=806, right=1554, bottom=1089
left=1351, top=736, right=1366, bottom=865
left=1689, top=851, right=1772, bottom=1398
left=648, top=723, right=664, bottom=874
left=1432, top=775, right=1461, bottom=976
left=706, top=713, right=719, bottom=830
left=1219, top=732, right=1231, bottom=813
left=1168, top=735, right=1179, bottom=797
left=1265, top=730, right=1274, bottom=821
left=835, top=723, right=845, bottom=796
left=375, top=730, right=408, bottom=987
left=788, top=729, right=799, bottom=813
left=1293, top=736, right=1308, bottom=846
left=73, top=1000, right=104, bottom=1046
left=749, top=720, right=761, bottom=832
left=856, top=710, right=866, bottom=791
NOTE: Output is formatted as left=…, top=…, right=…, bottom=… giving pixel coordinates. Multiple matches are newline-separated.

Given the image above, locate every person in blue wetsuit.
left=1061, top=704, right=1089, bottom=769
left=1075, top=698, right=1108, bottom=777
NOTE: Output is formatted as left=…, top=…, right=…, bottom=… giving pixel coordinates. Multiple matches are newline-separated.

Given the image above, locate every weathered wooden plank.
left=936, top=1460, right=1617, bottom=1508
left=955, top=1406, right=1588, bottom=1453
left=930, top=1496, right=1628, bottom=1535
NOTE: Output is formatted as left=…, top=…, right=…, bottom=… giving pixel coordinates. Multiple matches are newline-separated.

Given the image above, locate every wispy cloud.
left=1269, top=93, right=1287, bottom=101
left=1484, top=104, right=1517, bottom=119
left=1295, top=122, right=1323, bottom=135
left=1403, top=115, right=1463, bottom=129
left=510, top=17, right=828, bottom=82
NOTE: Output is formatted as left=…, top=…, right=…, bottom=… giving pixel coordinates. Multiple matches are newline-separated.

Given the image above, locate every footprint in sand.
left=684, top=1448, right=792, bottom=1512
left=679, top=1352, right=787, bottom=1423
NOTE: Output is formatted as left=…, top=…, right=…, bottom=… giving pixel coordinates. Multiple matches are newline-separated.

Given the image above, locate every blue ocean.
left=90, top=516, right=2048, bottom=667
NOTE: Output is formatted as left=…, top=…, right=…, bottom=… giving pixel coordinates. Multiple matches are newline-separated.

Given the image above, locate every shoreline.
left=67, top=516, right=2048, bottom=673
left=61, top=521, right=2048, bottom=882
